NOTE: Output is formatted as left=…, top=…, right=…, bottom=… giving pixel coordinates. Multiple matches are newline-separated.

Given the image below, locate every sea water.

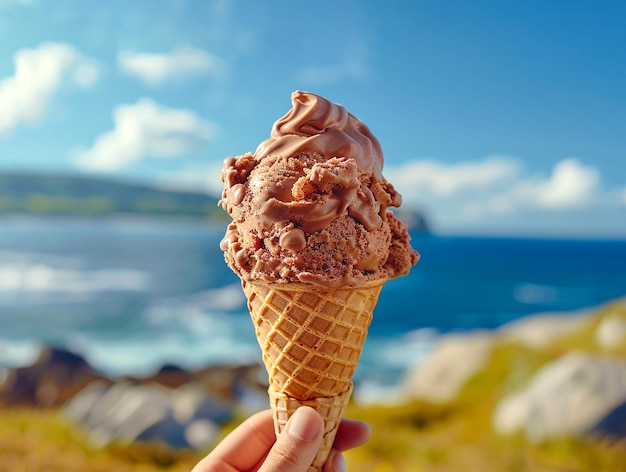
left=1, top=216, right=625, bottom=399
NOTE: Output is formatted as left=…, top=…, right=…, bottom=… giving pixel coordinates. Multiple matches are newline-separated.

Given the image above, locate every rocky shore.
left=1, top=297, right=625, bottom=470
left=400, top=300, right=626, bottom=442
left=0, top=347, right=268, bottom=451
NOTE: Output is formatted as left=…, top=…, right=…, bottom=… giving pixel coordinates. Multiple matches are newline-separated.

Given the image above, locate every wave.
left=0, top=337, right=43, bottom=369
left=513, top=282, right=559, bottom=304
left=65, top=331, right=262, bottom=378
left=143, top=283, right=246, bottom=320
left=57, top=284, right=257, bottom=377
left=512, top=282, right=593, bottom=307
left=0, top=282, right=439, bottom=398
left=0, top=250, right=151, bottom=300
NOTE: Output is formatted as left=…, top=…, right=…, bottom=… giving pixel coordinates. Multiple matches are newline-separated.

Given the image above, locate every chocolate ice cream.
left=220, top=91, right=418, bottom=287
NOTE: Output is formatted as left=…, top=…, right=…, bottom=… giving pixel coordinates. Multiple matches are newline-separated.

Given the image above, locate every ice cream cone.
left=242, top=278, right=385, bottom=471
left=268, top=383, right=353, bottom=472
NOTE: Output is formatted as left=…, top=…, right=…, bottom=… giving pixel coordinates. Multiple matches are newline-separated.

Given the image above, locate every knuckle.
left=269, top=442, right=310, bottom=470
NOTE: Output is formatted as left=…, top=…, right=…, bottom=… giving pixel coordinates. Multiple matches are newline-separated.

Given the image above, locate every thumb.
left=258, top=406, right=324, bottom=472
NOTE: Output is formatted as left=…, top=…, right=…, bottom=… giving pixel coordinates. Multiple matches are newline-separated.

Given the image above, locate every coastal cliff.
left=0, top=172, right=224, bottom=220
left=0, top=172, right=430, bottom=232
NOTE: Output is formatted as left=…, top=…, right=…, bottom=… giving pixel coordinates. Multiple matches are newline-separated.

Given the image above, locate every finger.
left=322, top=419, right=370, bottom=472
left=192, top=410, right=276, bottom=472
left=258, top=406, right=324, bottom=472
left=332, top=418, right=371, bottom=451
left=323, top=450, right=347, bottom=472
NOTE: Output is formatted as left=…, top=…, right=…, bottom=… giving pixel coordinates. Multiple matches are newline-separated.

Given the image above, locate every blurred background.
left=1, top=1, right=625, bottom=471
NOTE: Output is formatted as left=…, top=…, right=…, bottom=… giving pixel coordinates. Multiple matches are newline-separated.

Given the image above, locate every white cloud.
left=0, top=42, right=100, bottom=135
left=154, top=161, right=224, bottom=196
left=387, top=156, right=623, bottom=235
left=73, top=98, right=218, bottom=171
left=506, top=158, right=600, bottom=210
left=118, top=47, right=226, bottom=86
left=386, top=156, right=520, bottom=198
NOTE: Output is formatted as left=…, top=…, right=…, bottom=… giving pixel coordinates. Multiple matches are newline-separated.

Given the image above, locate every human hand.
left=192, top=406, right=370, bottom=472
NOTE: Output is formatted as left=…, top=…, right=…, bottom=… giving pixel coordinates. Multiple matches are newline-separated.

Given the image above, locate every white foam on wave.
left=67, top=331, right=261, bottom=378
left=64, top=284, right=257, bottom=377
left=0, top=337, right=43, bottom=368
left=143, top=283, right=249, bottom=341
left=144, top=284, right=246, bottom=323
left=513, top=282, right=559, bottom=304
left=0, top=250, right=150, bottom=297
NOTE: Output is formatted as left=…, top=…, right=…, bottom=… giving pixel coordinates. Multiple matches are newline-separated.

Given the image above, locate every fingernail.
left=288, top=407, right=322, bottom=441
left=331, top=452, right=346, bottom=472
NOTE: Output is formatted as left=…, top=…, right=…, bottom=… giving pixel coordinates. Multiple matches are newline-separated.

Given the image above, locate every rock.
left=0, top=367, right=8, bottom=386
left=498, top=310, right=590, bottom=349
left=592, top=400, right=626, bottom=437
left=171, top=382, right=234, bottom=424
left=64, top=380, right=226, bottom=450
left=184, top=419, right=219, bottom=451
left=193, top=363, right=265, bottom=400
left=0, top=346, right=109, bottom=407
left=96, top=383, right=172, bottom=446
left=493, top=351, right=626, bottom=442
left=141, top=364, right=195, bottom=388
left=1, top=344, right=265, bottom=449
left=393, top=208, right=430, bottom=233
left=401, top=331, right=493, bottom=403
left=62, top=380, right=110, bottom=424
left=135, top=362, right=265, bottom=403
left=595, top=315, right=626, bottom=350
left=66, top=381, right=182, bottom=447
left=136, top=409, right=189, bottom=449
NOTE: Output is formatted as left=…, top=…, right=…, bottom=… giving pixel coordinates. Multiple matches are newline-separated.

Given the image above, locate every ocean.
left=1, top=216, right=625, bottom=401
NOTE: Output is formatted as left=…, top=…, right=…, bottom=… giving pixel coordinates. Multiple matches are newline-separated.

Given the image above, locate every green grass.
left=555, top=298, right=626, bottom=357
left=1, top=389, right=624, bottom=471
left=0, top=409, right=198, bottom=472
left=342, top=396, right=626, bottom=471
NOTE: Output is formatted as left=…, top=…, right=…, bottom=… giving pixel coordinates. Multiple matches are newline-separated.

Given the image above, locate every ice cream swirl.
left=255, top=91, right=385, bottom=180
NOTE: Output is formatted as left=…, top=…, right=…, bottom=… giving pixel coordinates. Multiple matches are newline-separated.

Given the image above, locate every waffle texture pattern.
left=243, top=279, right=384, bottom=400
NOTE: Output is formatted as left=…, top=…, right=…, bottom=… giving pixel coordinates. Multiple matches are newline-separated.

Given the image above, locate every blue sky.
left=0, top=0, right=624, bottom=237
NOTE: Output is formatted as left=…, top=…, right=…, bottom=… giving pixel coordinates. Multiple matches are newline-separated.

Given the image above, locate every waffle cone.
left=268, top=383, right=353, bottom=472
left=242, top=278, right=385, bottom=399
left=242, top=278, right=385, bottom=470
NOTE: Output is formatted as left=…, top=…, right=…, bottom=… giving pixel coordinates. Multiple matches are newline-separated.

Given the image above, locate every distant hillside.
left=0, top=172, right=430, bottom=231
left=0, top=172, right=226, bottom=221
left=394, top=208, right=430, bottom=234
